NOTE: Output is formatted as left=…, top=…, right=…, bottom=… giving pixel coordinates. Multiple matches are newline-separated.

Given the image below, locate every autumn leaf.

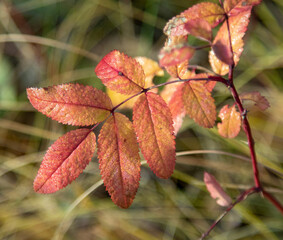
left=218, top=105, right=241, bottom=138
left=224, top=0, right=262, bottom=15
left=27, top=83, right=112, bottom=126
left=159, top=45, right=195, bottom=67
left=161, top=72, right=215, bottom=134
left=164, top=2, right=225, bottom=36
left=204, top=80, right=217, bottom=92
left=192, top=73, right=217, bottom=92
left=209, top=9, right=252, bottom=75
left=95, top=50, right=145, bottom=95
left=185, top=19, right=212, bottom=42
left=240, top=91, right=270, bottom=111
left=98, top=113, right=141, bottom=209
left=161, top=81, right=186, bottom=134
left=135, top=56, right=164, bottom=78
left=204, top=172, right=232, bottom=207
left=162, top=36, right=191, bottom=78
left=133, top=92, right=176, bottom=178
left=159, top=35, right=194, bottom=68
left=107, top=57, right=163, bottom=109
left=34, top=129, right=96, bottom=194
left=183, top=81, right=216, bottom=128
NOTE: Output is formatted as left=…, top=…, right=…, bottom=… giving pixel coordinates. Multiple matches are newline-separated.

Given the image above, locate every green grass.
left=0, top=0, right=283, bottom=239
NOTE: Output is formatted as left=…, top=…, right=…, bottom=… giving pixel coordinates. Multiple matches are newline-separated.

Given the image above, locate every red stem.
left=229, top=80, right=261, bottom=188
left=262, top=190, right=283, bottom=215
left=225, top=12, right=261, bottom=188
left=201, top=7, right=283, bottom=238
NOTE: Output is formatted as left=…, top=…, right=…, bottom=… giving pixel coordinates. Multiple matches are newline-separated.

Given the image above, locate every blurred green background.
left=0, top=0, right=283, bottom=239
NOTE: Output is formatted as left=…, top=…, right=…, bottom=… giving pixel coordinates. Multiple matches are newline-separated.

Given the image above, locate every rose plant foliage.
left=27, top=0, right=281, bottom=223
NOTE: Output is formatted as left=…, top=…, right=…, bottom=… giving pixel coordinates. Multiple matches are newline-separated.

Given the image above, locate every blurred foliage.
left=0, top=0, right=282, bottom=239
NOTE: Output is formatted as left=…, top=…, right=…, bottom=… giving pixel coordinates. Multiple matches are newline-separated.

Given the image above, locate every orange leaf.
left=191, top=73, right=217, bottom=92
left=224, top=0, right=262, bottom=15
left=161, top=81, right=186, bottom=134
left=34, top=129, right=96, bottom=193
left=164, top=2, right=225, bottom=36
left=209, top=9, right=252, bottom=75
left=183, top=81, right=216, bottom=128
left=240, top=91, right=270, bottom=111
left=204, top=80, right=217, bottom=92
left=135, top=57, right=164, bottom=79
left=185, top=19, right=212, bottom=42
left=107, top=57, right=162, bottom=109
left=159, top=45, right=195, bottom=67
left=27, top=84, right=112, bottom=126
left=204, top=172, right=232, bottom=207
left=98, top=113, right=141, bottom=209
left=217, top=105, right=241, bottom=138
left=161, top=73, right=214, bottom=134
left=133, top=92, right=176, bottom=178
left=95, top=50, right=145, bottom=95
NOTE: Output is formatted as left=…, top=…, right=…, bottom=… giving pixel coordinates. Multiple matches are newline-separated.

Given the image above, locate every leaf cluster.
left=27, top=0, right=269, bottom=209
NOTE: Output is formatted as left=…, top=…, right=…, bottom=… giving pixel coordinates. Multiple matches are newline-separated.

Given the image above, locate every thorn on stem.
left=241, top=109, right=248, bottom=120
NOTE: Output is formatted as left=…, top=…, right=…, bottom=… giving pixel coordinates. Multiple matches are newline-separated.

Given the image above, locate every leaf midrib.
left=35, top=130, right=92, bottom=192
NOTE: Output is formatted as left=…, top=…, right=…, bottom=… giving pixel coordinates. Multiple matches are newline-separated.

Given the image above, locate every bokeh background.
left=0, top=0, right=283, bottom=239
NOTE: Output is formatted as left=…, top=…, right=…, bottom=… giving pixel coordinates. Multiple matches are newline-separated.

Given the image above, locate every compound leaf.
left=218, top=105, right=241, bottom=138
left=183, top=81, right=216, bottom=128
left=133, top=92, right=176, bottom=179
left=164, top=2, right=225, bottom=36
left=204, top=172, right=232, bottom=207
left=27, top=84, right=112, bottom=126
left=209, top=9, right=252, bottom=75
left=240, top=91, right=270, bottom=111
left=98, top=113, right=141, bottom=209
left=34, top=128, right=96, bottom=193
left=95, top=50, right=145, bottom=95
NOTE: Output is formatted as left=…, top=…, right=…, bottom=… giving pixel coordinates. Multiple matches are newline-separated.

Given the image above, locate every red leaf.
left=183, top=81, right=216, bottom=128
left=204, top=172, right=232, bottom=207
left=185, top=19, right=212, bottom=42
left=164, top=2, right=225, bottom=36
left=224, top=0, right=262, bottom=15
left=133, top=92, right=176, bottom=178
left=161, top=82, right=186, bottom=134
left=159, top=45, right=195, bottom=67
left=98, top=113, right=141, bottom=209
left=240, top=91, right=270, bottom=111
left=34, top=129, right=96, bottom=193
left=209, top=9, right=252, bottom=75
left=218, top=105, right=241, bottom=138
left=162, top=36, right=191, bottom=78
left=212, top=39, right=234, bottom=66
left=27, top=83, right=112, bottom=126
left=95, top=50, right=145, bottom=95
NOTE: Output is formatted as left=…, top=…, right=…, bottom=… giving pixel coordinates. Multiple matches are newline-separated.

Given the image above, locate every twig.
left=200, top=187, right=259, bottom=240
left=262, top=189, right=283, bottom=215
